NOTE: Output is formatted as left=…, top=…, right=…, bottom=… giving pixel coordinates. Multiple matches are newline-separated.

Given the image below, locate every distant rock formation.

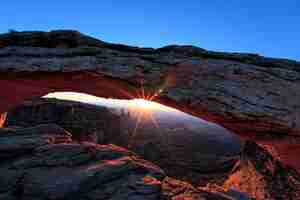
left=4, top=98, right=121, bottom=143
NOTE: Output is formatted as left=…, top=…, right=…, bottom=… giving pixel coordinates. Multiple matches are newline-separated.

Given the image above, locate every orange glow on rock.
left=0, top=112, right=7, bottom=128
left=143, top=176, right=161, bottom=185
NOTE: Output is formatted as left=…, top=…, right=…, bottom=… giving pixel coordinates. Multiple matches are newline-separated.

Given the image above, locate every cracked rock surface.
left=0, top=124, right=249, bottom=200
left=5, top=98, right=243, bottom=185
left=0, top=30, right=300, bottom=136
left=1, top=124, right=299, bottom=199
left=0, top=30, right=300, bottom=200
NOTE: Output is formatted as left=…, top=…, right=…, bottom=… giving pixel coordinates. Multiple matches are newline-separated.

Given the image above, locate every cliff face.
left=0, top=30, right=300, bottom=137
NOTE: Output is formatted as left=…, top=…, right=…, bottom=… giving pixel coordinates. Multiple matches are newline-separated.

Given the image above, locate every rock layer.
left=0, top=30, right=300, bottom=137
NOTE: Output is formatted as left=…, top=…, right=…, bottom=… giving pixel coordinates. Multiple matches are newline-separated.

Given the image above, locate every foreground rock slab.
left=1, top=124, right=300, bottom=199
left=0, top=125, right=246, bottom=200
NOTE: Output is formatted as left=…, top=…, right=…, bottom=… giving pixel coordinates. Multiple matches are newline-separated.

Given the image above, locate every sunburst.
left=127, top=81, right=166, bottom=147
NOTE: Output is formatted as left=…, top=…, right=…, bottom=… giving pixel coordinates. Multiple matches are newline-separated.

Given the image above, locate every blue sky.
left=1, top=0, right=299, bottom=60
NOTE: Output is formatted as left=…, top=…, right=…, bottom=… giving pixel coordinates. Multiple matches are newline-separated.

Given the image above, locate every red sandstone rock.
left=0, top=30, right=300, bottom=199
left=0, top=30, right=299, bottom=137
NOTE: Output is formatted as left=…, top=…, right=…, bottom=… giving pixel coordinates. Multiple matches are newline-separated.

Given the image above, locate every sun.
left=131, top=99, right=160, bottom=110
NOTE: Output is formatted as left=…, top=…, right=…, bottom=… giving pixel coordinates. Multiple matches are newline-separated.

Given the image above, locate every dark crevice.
left=13, top=173, right=25, bottom=200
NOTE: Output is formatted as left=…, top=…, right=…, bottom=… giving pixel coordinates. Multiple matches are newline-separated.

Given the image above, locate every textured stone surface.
left=4, top=99, right=300, bottom=199
left=1, top=124, right=298, bottom=199
left=0, top=124, right=72, bottom=159
left=0, top=30, right=300, bottom=137
left=5, top=98, right=243, bottom=185
left=0, top=30, right=300, bottom=199
left=0, top=125, right=248, bottom=200
left=5, top=98, right=121, bottom=142
left=223, top=141, right=300, bottom=200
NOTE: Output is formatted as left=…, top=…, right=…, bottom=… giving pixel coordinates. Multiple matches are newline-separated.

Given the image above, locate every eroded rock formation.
left=4, top=98, right=243, bottom=186
left=0, top=124, right=251, bottom=200
left=224, top=141, right=300, bottom=199
left=1, top=30, right=300, bottom=199
left=1, top=123, right=299, bottom=199
left=0, top=30, right=300, bottom=137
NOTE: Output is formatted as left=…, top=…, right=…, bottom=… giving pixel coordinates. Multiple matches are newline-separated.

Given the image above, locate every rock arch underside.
left=0, top=30, right=300, bottom=200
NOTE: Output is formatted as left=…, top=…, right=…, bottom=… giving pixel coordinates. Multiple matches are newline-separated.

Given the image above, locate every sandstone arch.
left=1, top=30, right=300, bottom=137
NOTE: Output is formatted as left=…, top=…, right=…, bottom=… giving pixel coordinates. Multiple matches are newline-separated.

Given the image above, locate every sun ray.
left=148, top=111, right=160, bottom=129
left=129, top=110, right=143, bottom=148
left=141, top=80, right=145, bottom=99
left=118, top=87, right=136, bottom=99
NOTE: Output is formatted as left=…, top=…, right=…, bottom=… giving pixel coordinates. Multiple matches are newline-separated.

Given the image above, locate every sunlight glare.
left=130, top=99, right=166, bottom=110
left=44, top=92, right=180, bottom=113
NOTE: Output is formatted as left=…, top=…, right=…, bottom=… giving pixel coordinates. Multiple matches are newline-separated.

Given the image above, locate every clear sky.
left=1, top=0, right=299, bottom=60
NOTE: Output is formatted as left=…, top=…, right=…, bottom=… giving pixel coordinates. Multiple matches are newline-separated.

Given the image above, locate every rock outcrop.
left=5, top=98, right=243, bottom=186
left=1, top=123, right=299, bottom=199
left=4, top=98, right=300, bottom=199
left=223, top=141, right=300, bottom=200
left=0, top=124, right=251, bottom=200
left=0, top=30, right=300, bottom=137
